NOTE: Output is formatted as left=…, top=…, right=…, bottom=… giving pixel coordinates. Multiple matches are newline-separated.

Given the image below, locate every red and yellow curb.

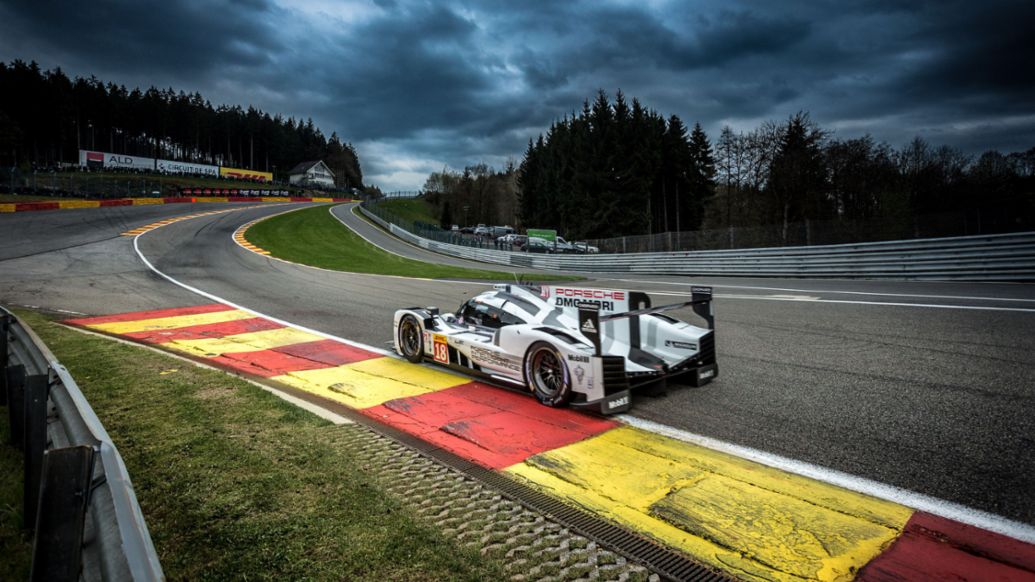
left=120, top=207, right=257, bottom=236
left=64, top=305, right=1035, bottom=581
left=232, top=218, right=272, bottom=255
left=0, top=196, right=353, bottom=214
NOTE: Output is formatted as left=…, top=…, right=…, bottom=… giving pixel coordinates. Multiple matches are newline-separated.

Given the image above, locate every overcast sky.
left=1, top=0, right=1032, bottom=190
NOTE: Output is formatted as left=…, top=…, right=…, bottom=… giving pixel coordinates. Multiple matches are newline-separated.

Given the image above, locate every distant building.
left=287, top=160, right=335, bottom=188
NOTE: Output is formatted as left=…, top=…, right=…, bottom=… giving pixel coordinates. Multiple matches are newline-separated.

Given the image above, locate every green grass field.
left=12, top=309, right=503, bottom=580
left=377, top=197, right=440, bottom=225
left=246, top=204, right=578, bottom=281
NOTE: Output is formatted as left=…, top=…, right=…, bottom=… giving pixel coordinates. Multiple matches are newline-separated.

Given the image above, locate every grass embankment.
left=378, top=197, right=440, bottom=225
left=0, top=405, right=31, bottom=580
left=247, top=204, right=579, bottom=281
left=10, top=309, right=502, bottom=580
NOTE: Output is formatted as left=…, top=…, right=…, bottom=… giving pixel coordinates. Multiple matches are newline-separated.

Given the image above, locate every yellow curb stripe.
left=129, top=198, right=165, bottom=205
left=161, top=327, right=322, bottom=358
left=271, top=357, right=468, bottom=409
left=0, top=203, right=15, bottom=213
left=85, top=309, right=256, bottom=334
left=504, top=426, right=912, bottom=582
left=58, top=200, right=101, bottom=209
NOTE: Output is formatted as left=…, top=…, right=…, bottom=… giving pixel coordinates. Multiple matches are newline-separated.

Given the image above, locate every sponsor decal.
left=540, top=287, right=551, bottom=299
left=691, top=286, right=713, bottom=296
left=86, top=151, right=103, bottom=162
left=664, top=340, right=697, bottom=350
left=567, top=354, right=589, bottom=363
left=606, top=395, right=630, bottom=410
left=556, top=297, right=614, bottom=311
left=574, top=365, right=585, bottom=383
left=470, top=346, right=521, bottom=371
left=699, top=368, right=715, bottom=380
left=554, top=288, right=625, bottom=300
left=432, top=334, right=449, bottom=364
left=581, top=318, right=597, bottom=333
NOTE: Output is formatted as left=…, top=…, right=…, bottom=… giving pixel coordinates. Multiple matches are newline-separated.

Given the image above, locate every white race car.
left=393, top=284, right=717, bottom=414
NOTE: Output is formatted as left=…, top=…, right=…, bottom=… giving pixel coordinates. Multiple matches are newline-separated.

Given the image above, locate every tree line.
left=0, top=60, right=363, bottom=189
left=513, top=90, right=1035, bottom=244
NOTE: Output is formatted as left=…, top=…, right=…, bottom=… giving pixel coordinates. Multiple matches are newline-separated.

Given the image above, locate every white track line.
left=608, top=278, right=1035, bottom=303
left=132, top=208, right=1035, bottom=545
left=621, top=416, right=1035, bottom=545
left=639, top=290, right=1035, bottom=313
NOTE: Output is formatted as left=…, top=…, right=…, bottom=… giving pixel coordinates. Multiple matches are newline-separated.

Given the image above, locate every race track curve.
left=2, top=202, right=1034, bottom=528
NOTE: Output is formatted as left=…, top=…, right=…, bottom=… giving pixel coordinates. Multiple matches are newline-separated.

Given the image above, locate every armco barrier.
left=358, top=204, right=1035, bottom=281
left=2, top=307, right=163, bottom=581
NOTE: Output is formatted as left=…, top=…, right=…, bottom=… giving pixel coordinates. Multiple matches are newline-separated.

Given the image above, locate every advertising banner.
left=219, top=167, right=273, bottom=182
left=526, top=228, right=557, bottom=242
left=156, top=159, right=219, bottom=177
left=78, top=150, right=156, bottom=171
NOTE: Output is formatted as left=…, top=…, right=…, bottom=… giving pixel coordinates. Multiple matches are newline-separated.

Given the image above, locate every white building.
left=287, top=160, right=336, bottom=188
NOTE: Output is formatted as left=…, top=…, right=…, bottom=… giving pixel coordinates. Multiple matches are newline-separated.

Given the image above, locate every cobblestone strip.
left=337, top=423, right=660, bottom=582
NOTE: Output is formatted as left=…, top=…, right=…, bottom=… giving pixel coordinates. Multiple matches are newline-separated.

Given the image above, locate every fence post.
left=6, top=364, right=26, bottom=446
left=23, top=373, right=50, bottom=529
left=30, top=445, right=95, bottom=582
left=0, top=314, right=9, bottom=405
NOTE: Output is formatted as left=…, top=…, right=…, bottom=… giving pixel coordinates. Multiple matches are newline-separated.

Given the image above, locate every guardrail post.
left=6, top=364, right=26, bottom=447
left=1, top=313, right=10, bottom=405
left=30, top=445, right=95, bottom=582
left=23, top=373, right=49, bottom=529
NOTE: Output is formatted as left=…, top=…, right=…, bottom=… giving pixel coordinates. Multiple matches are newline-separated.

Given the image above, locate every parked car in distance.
left=460, top=226, right=475, bottom=234
left=525, top=237, right=553, bottom=253
left=451, top=224, right=459, bottom=232
left=474, top=224, right=491, bottom=236
left=553, top=236, right=576, bottom=253
left=573, top=241, right=600, bottom=254
left=499, top=234, right=528, bottom=248
left=491, top=225, right=515, bottom=238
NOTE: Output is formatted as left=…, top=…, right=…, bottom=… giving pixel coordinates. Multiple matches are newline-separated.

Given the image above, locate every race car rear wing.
left=577, top=286, right=713, bottom=356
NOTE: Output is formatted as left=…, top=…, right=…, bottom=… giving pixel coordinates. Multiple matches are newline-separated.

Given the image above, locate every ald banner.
left=79, top=150, right=156, bottom=171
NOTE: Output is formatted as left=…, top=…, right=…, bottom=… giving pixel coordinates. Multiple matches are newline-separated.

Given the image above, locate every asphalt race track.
left=2, top=203, right=1034, bottom=528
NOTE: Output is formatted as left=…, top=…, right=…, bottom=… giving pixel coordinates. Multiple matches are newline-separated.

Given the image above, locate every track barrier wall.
left=2, top=307, right=164, bottom=581
left=358, top=203, right=1035, bottom=281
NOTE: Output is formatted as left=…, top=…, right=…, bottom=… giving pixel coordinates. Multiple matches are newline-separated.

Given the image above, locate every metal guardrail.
left=1, top=307, right=164, bottom=581
left=358, top=204, right=1035, bottom=280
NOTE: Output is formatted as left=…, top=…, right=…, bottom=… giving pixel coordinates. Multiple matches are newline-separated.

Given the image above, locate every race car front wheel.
left=525, top=342, right=572, bottom=407
left=398, top=314, right=424, bottom=363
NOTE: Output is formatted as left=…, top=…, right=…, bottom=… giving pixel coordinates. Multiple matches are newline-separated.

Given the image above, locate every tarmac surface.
left=2, top=202, right=1034, bottom=527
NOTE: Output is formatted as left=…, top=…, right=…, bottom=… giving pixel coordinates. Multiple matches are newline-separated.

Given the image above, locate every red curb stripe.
left=209, top=339, right=380, bottom=378
left=100, top=199, right=134, bottom=207
left=122, top=317, right=283, bottom=343
left=858, top=512, right=1035, bottom=581
left=64, top=303, right=234, bottom=326
left=270, top=339, right=380, bottom=366
left=361, top=382, right=618, bottom=469
left=15, top=202, right=60, bottom=211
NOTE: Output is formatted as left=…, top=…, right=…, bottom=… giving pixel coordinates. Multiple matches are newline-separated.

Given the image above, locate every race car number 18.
left=433, top=335, right=449, bottom=364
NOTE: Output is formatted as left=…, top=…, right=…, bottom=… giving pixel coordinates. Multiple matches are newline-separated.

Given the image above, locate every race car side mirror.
left=426, top=306, right=439, bottom=316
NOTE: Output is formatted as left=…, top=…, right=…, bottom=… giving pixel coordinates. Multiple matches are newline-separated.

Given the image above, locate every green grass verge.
left=246, top=204, right=579, bottom=281
left=13, top=309, right=503, bottom=580
left=0, top=401, right=31, bottom=581
left=378, top=197, right=440, bottom=226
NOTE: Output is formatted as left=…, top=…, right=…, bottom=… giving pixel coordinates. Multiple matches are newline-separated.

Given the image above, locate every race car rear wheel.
left=398, top=314, right=424, bottom=363
left=525, top=342, right=572, bottom=407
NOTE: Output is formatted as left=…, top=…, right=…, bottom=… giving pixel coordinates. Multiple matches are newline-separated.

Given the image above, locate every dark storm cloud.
left=1, top=0, right=1032, bottom=189
left=0, top=0, right=283, bottom=80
